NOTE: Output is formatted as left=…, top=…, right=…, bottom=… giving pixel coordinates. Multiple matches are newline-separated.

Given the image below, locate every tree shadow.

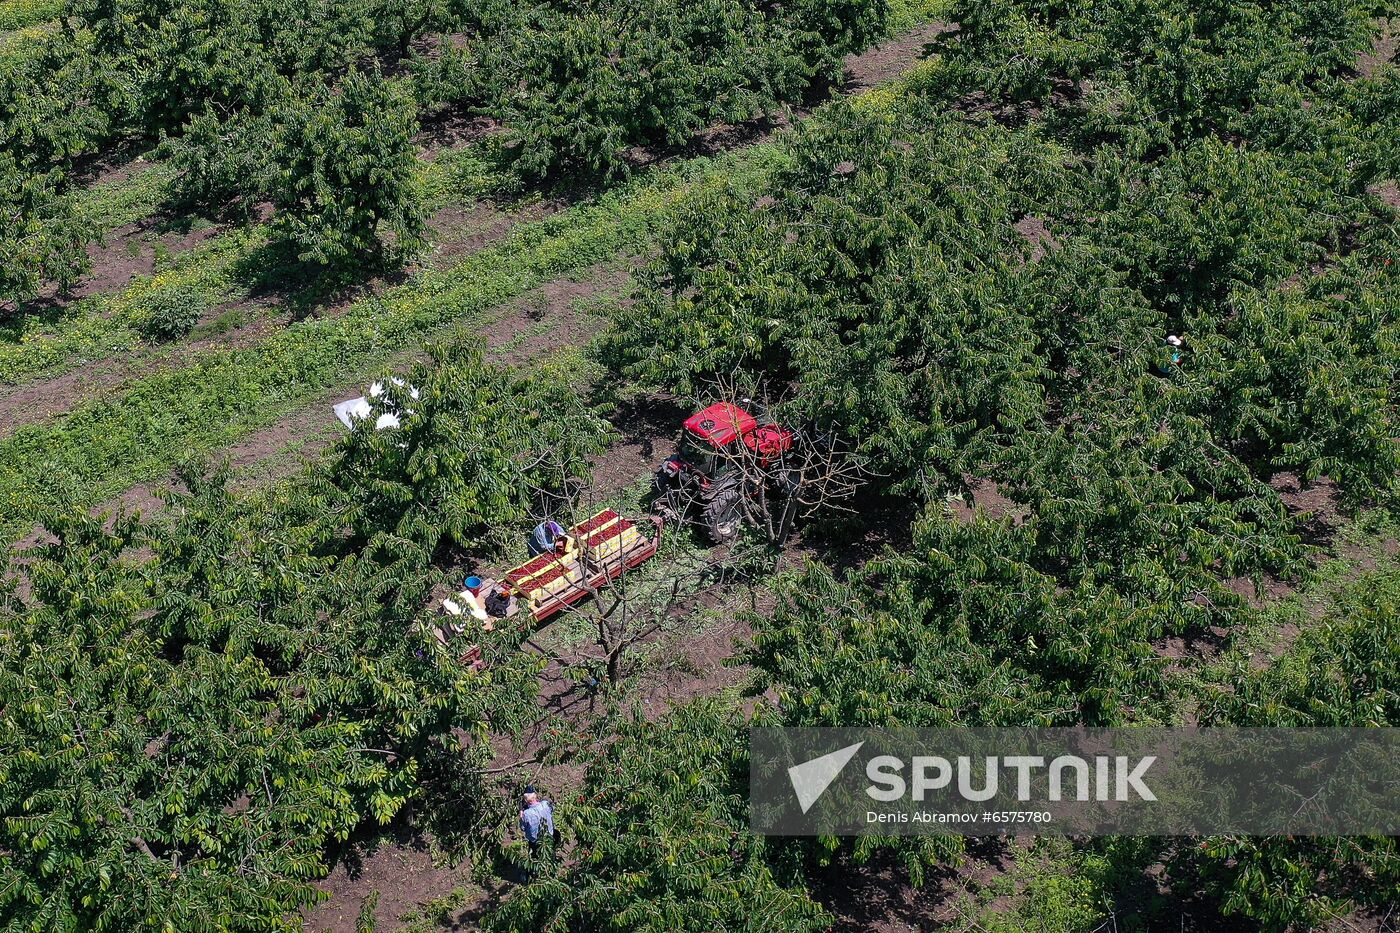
left=227, top=236, right=411, bottom=321
left=805, top=843, right=981, bottom=931
left=598, top=393, right=692, bottom=463
left=0, top=293, right=74, bottom=343
left=798, top=491, right=917, bottom=574
left=66, top=138, right=156, bottom=187
left=326, top=810, right=435, bottom=882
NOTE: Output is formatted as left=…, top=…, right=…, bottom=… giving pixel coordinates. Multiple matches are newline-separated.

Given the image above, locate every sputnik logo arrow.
left=788, top=742, right=864, bottom=814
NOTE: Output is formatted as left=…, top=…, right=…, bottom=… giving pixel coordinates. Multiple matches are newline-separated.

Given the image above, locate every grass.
left=941, top=838, right=1113, bottom=933
left=0, top=148, right=784, bottom=540
left=71, top=159, right=177, bottom=230
left=189, top=307, right=250, bottom=339
left=0, top=0, right=60, bottom=31
left=0, top=228, right=263, bottom=382
left=396, top=884, right=481, bottom=932
left=887, top=0, right=955, bottom=33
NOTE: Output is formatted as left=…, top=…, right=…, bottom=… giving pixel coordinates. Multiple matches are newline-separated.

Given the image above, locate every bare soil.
left=1269, top=471, right=1344, bottom=546
left=1357, top=19, right=1398, bottom=78
left=88, top=221, right=225, bottom=299
left=416, top=112, right=501, bottom=161
left=812, top=853, right=958, bottom=932
left=588, top=394, right=689, bottom=497
left=842, top=20, right=956, bottom=92
left=1013, top=215, right=1059, bottom=263
left=1371, top=179, right=1400, bottom=211
left=946, top=476, right=1026, bottom=524
left=427, top=201, right=562, bottom=267
left=305, top=829, right=477, bottom=933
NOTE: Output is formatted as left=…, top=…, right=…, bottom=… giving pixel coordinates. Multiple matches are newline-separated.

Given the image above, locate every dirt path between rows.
left=0, top=203, right=549, bottom=437
left=844, top=19, right=955, bottom=91
left=2, top=14, right=948, bottom=447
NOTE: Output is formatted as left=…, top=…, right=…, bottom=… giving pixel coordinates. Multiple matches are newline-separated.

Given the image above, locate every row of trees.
left=421, top=0, right=887, bottom=181
left=1, top=0, right=888, bottom=303
left=0, top=14, right=425, bottom=294
left=0, top=345, right=610, bottom=928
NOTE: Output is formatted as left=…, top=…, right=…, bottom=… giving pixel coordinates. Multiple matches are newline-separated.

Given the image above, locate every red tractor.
left=652, top=402, right=799, bottom=543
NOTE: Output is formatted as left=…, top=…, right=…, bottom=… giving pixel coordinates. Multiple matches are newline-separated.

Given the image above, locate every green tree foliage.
left=161, top=105, right=278, bottom=217
left=1174, top=566, right=1400, bottom=930
left=610, top=103, right=1047, bottom=490
left=0, top=158, right=91, bottom=303
left=136, top=286, right=204, bottom=341
left=747, top=507, right=1201, bottom=729
left=0, top=480, right=535, bottom=929
left=68, top=0, right=377, bottom=135
left=0, top=28, right=112, bottom=169
left=424, top=0, right=887, bottom=182
left=485, top=701, right=830, bottom=933
left=0, top=27, right=105, bottom=303
left=490, top=0, right=801, bottom=181
left=328, top=344, right=612, bottom=557
left=272, top=70, right=425, bottom=266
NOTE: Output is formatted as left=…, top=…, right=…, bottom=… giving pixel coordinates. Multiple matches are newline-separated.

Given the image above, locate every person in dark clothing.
left=484, top=584, right=516, bottom=618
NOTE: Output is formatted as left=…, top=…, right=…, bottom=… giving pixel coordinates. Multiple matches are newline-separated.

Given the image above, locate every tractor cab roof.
left=684, top=403, right=757, bottom=447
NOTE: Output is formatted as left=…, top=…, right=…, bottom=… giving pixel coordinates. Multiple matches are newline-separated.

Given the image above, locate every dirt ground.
left=1013, top=215, right=1059, bottom=264
left=1374, top=179, right=1400, bottom=211
left=1357, top=18, right=1397, bottom=78
left=842, top=20, right=956, bottom=92
left=1270, top=471, right=1345, bottom=545
left=307, top=834, right=475, bottom=933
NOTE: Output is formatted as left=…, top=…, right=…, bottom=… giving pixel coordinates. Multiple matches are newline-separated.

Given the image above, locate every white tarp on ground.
left=333, top=379, right=418, bottom=430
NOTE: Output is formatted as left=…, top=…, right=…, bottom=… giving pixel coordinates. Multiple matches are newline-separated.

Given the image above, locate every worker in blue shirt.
left=519, top=785, right=555, bottom=858
left=528, top=520, right=565, bottom=557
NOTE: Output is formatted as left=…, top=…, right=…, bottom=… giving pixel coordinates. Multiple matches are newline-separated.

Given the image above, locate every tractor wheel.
left=704, top=490, right=743, bottom=543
